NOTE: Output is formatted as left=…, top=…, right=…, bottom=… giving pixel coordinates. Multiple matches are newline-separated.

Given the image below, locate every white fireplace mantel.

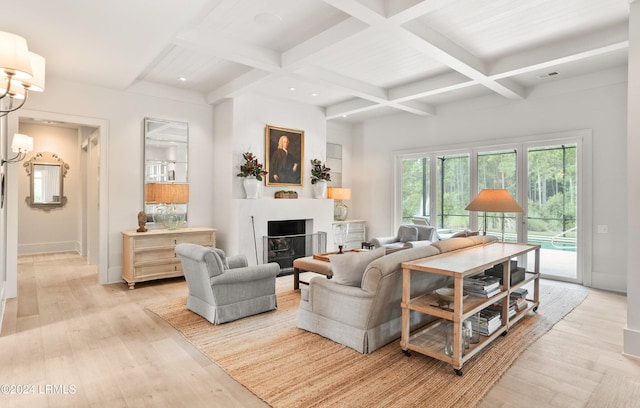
left=229, top=198, right=334, bottom=265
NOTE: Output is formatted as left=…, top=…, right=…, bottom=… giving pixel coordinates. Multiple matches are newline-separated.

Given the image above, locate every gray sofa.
left=370, top=224, right=438, bottom=252
left=297, top=235, right=498, bottom=353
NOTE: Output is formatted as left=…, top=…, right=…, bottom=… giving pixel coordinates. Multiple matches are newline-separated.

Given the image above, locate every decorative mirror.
left=24, top=152, right=70, bottom=207
left=143, top=118, right=189, bottom=225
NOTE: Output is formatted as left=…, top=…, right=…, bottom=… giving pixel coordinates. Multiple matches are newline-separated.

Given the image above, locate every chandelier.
left=0, top=31, right=46, bottom=117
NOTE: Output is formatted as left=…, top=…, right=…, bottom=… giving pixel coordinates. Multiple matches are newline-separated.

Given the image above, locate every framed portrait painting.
left=265, top=125, right=304, bottom=187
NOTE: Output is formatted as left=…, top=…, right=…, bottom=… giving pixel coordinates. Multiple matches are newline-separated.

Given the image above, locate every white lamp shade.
left=11, top=133, right=33, bottom=153
left=12, top=52, right=45, bottom=91
left=0, top=31, right=33, bottom=79
left=327, top=187, right=352, bottom=201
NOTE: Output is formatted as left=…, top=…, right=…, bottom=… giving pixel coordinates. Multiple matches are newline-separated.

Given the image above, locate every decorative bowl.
left=434, top=288, right=469, bottom=302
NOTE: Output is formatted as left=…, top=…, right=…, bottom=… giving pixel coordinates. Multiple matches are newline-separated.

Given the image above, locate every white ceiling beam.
left=326, top=98, right=379, bottom=118
left=282, top=17, right=368, bottom=68
left=389, top=71, right=474, bottom=102
left=387, top=0, right=454, bottom=24
left=173, top=35, right=281, bottom=73
left=206, top=69, right=273, bottom=104
left=399, top=22, right=525, bottom=100
left=322, top=0, right=387, bottom=25
left=391, top=99, right=435, bottom=116
left=297, top=67, right=388, bottom=102
left=489, top=23, right=629, bottom=78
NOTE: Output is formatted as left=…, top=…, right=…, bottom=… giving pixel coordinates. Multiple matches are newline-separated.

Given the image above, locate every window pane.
left=477, top=150, right=518, bottom=240
left=401, top=157, right=429, bottom=224
left=436, top=154, right=469, bottom=229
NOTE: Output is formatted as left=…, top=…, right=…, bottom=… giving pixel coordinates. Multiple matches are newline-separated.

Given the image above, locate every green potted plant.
left=237, top=152, right=268, bottom=198
left=310, top=159, right=331, bottom=198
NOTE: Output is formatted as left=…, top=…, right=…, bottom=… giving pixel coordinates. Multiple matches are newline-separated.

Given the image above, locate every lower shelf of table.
left=402, top=299, right=539, bottom=368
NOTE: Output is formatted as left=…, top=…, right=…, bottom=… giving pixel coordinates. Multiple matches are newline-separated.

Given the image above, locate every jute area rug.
left=146, top=281, right=587, bottom=408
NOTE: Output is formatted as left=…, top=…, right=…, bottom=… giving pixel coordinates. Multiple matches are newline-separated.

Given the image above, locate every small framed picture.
left=265, top=125, right=304, bottom=187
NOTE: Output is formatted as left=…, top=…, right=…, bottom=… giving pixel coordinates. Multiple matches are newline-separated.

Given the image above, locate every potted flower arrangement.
left=310, top=159, right=331, bottom=198
left=237, top=152, right=268, bottom=198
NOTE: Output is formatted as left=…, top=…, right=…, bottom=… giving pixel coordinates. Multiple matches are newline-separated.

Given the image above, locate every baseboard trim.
left=623, top=326, right=640, bottom=359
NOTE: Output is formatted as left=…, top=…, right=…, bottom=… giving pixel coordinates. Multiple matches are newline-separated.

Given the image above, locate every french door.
left=398, top=132, right=587, bottom=284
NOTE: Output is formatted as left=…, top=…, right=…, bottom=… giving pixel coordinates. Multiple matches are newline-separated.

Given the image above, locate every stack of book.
left=510, top=287, right=529, bottom=312
left=491, top=298, right=519, bottom=317
left=477, top=306, right=502, bottom=336
left=463, top=274, right=501, bottom=298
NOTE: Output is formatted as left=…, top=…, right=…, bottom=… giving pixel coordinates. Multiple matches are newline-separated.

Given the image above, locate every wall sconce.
left=0, top=31, right=46, bottom=116
left=2, top=133, right=33, bottom=165
left=327, top=187, right=352, bottom=221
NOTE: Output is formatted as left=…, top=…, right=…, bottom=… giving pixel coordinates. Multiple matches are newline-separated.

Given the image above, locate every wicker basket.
left=274, top=191, right=298, bottom=199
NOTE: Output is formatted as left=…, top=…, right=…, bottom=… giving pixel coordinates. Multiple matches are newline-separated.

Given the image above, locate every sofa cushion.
left=397, top=225, right=418, bottom=242
left=329, top=247, right=386, bottom=286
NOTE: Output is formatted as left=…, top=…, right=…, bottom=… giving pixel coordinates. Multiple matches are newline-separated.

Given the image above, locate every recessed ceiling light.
left=179, top=77, right=187, bottom=81
left=342, top=115, right=348, bottom=118
left=289, top=87, right=296, bottom=91
left=311, top=93, right=318, bottom=97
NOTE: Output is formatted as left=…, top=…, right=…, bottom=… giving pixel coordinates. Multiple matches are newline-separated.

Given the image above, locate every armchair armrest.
left=210, top=262, right=280, bottom=285
left=370, top=236, right=398, bottom=247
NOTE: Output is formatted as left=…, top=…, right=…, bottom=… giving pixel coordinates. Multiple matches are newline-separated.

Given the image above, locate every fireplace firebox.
left=264, top=219, right=326, bottom=274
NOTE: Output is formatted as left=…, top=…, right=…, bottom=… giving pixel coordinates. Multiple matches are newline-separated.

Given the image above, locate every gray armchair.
left=175, top=243, right=281, bottom=324
left=370, top=224, right=437, bottom=252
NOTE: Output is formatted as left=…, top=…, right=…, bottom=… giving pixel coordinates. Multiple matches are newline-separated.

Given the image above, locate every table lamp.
left=327, top=187, right=351, bottom=221
left=146, top=182, right=189, bottom=229
left=465, top=189, right=523, bottom=240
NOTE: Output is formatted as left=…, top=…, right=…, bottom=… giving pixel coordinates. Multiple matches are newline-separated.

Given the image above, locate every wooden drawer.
left=133, top=261, right=182, bottom=279
left=133, top=248, right=176, bottom=263
left=131, top=235, right=176, bottom=249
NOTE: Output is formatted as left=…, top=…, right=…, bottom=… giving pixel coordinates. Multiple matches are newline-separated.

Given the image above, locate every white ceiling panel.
left=2, top=0, right=631, bottom=122
left=416, top=0, right=629, bottom=60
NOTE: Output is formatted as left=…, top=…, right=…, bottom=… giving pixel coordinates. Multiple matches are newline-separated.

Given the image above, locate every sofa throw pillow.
left=398, top=225, right=418, bottom=242
left=329, top=247, right=386, bottom=287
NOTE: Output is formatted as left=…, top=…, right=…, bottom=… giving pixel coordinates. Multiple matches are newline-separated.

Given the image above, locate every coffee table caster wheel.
left=533, top=306, right=538, bottom=312
left=501, top=331, right=508, bottom=337
left=454, top=368, right=463, bottom=376
left=402, top=349, right=411, bottom=357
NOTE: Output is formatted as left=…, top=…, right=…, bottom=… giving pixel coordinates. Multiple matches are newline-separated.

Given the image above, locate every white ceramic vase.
left=243, top=176, right=261, bottom=199
left=312, top=180, right=327, bottom=198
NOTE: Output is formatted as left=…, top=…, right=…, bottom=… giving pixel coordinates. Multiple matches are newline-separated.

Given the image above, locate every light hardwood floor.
left=1, top=253, right=639, bottom=407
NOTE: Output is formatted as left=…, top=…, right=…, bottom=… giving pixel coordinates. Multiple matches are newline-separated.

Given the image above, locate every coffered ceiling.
left=2, top=0, right=631, bottom=122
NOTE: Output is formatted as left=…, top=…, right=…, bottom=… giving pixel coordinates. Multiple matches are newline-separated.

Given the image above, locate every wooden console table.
left=400, top=242, right=540, bottom=375
left=122, top=227, right=216, bottom=289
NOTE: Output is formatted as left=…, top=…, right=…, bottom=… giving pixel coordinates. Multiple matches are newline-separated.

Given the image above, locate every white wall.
left=4, top=77, right=215, bottom=293
left=353, top=67, right=628, bottom=293
left=16, top=123, right=81, bottom=254
left=212, top=94, right=332, bottom=261
left=625, top=0, right=640, bottom=358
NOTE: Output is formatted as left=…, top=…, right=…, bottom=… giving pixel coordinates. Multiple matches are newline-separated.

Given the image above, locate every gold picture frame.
left=265, top=125, right=304, bottom=187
